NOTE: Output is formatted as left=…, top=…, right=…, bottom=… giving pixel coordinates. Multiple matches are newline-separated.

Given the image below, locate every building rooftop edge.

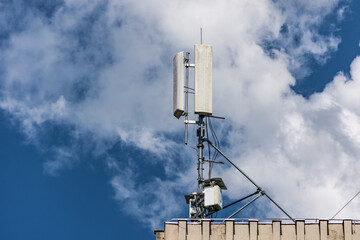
left=165, top=218, right=360, bottom=224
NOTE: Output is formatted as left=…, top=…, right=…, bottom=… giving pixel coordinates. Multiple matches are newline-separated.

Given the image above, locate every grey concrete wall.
left=155, top=220, right=360, bottom=240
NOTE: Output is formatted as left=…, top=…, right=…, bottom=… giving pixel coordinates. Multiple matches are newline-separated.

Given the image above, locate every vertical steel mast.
left=196, top=115, right=205, bottom=218
left=184, top=52, right=190, bottom=145
left=197, top=115, right=204, bottom=192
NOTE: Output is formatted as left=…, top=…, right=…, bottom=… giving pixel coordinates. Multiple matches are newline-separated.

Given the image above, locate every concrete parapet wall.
left=156, top=220, right=360, bottom=240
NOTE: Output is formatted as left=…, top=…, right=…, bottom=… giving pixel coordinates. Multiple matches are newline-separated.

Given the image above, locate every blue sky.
left=1, top=0, right=360, bottom=239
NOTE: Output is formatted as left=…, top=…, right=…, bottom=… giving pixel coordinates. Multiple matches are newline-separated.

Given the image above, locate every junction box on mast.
left=204, top=178, right=227, bottom=211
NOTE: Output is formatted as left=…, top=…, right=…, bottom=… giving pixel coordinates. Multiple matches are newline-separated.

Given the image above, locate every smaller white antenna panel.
left=173, top=51, right=185, bottom=118
left=195, top=44, right=212, bottom=116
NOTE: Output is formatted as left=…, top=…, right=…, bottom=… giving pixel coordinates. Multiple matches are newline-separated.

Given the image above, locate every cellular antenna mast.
left=172, top=39, right=294, bottom=221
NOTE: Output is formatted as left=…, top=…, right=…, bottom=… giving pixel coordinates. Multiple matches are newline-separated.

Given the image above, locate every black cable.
left=331, top=190, right=360, bottom=219
left=209, top=117, right=220, bottom=177
left=209, top=120, right=216, bottom=162
left=205, top=117, right=211, bottom=178
left=203, top=117, right=221, bottom=179
left=209, top=122, right=214, bottom=177
left=209, top=118, right=220, bottom=161
left=208, top=117, right=216, bottom=178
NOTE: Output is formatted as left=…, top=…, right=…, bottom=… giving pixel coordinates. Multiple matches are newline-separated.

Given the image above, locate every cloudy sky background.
left=1, top=0, right=360, bottom=239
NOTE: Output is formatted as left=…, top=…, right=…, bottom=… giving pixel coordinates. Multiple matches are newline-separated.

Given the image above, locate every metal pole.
left=206, top=190, right=260, bottom=217
left=222, top=190, right=260, bottom=210
left=264, top=192, right=294, bottom=222
left=197, top=115, right=205, bottom=192
left=184, top=52, right=190, bottom=145
left=225, top=194, right=263, bottom=220
left=195, top=115, right=205, bottom=218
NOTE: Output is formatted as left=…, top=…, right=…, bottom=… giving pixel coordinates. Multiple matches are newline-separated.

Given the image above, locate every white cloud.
left=108, top=156, right=195, bottom=228
left=43, top=146, right=77, bottom=176
left=1, top=0, right=359, bottom=228
left=0, top=95, right=67, bottom=138
left=110, top=172, right=182, bottom=229
left=337, top=5, right=349, bottom=21
left=218, top=55, right=360, bottom=219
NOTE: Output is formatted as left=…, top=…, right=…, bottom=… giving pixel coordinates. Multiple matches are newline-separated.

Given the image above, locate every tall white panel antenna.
left=195, top=44, right=212, bottom=116
left=173, top=51, right=185, bottom=118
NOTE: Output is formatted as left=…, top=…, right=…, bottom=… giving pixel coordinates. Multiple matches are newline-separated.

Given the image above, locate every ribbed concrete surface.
left=155, top=219, right=360, bottom=240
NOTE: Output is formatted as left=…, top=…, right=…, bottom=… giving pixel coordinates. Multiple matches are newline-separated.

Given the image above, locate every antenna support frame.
left=173, top=44, right=294, bottom=222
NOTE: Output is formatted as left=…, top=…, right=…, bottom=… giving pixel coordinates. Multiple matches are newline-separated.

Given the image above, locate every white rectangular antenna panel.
left=195, top=44, right=212, bottom=116
left=173, top=51, right=184, bottom=118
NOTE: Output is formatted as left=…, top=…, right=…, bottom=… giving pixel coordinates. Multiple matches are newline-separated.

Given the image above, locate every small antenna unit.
left=173, top=51, right=185, bottom=119
left=172, top=42, right=294, bottom=221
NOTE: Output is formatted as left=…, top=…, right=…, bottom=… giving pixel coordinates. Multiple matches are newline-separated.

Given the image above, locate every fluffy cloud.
left=0, top=0, right=358, bottom=228
left=219, top=56, right=360, bottom=219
